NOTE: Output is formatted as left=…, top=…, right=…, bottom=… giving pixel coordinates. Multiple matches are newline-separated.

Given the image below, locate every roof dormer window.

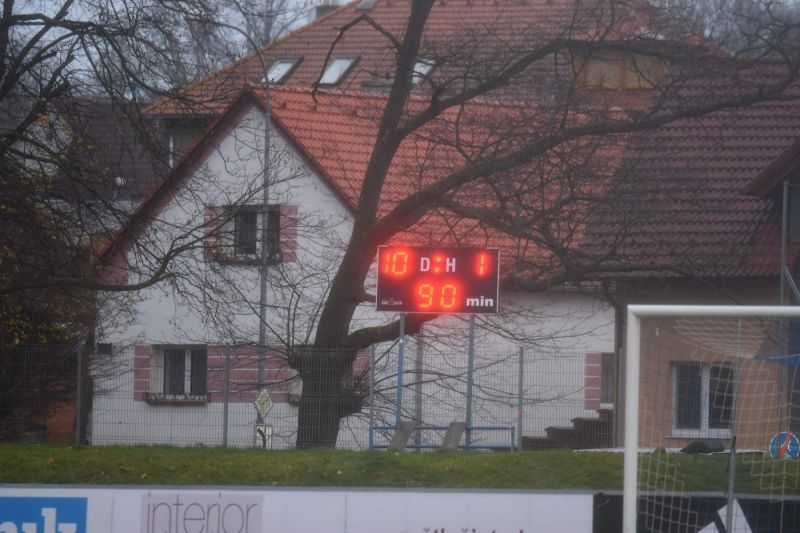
left=266, top=58, right=300, bottom=84
left=575, top=51, right=665, bottom=90
left=319, top=57, right=357, bottom=86
left=412, top=59, right=435, bottom=87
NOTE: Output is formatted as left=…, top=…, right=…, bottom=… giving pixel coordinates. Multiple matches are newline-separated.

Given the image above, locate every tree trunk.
left=294, top=347, right=362, bottom=448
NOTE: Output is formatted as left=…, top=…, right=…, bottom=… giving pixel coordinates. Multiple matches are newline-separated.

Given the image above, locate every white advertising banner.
left=0, top=487, right=593, bottom=533
left=346, top=490, right=592, bottom=532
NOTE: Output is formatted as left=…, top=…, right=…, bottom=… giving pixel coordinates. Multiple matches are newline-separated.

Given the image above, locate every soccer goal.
left=624, top=305, right=800, bottom=533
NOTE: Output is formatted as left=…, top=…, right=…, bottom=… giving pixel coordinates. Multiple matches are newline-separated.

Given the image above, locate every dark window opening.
left=234, top=209, right=259, bottom=255
left=163, top=348, right=186, bottom=395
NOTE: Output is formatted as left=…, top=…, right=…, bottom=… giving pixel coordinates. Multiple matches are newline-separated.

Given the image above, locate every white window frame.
left=148, top=345, right=208, bottom=402
left=319, top=57, right=356, bottom=86
left=265, top=59, right=299, bottom=84
left=218, top=205, right=281, bottom=263
left=670, top=362, right=732, bottom=439
left=411, top=59, right=435, bottom=87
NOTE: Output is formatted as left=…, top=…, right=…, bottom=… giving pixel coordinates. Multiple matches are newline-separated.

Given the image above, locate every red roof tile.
left=266, top=86, right=626, bottom=274
left=112, top=85, right=628, bottom=278
left=118, top=72, right=800, bottom=283
left=148, top=0, right=668, bottom=116
left=583, top=92, right=800, bottom=278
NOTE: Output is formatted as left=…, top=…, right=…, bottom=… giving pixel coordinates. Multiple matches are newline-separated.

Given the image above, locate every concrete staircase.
left=521, top=408, right=614, bottom=450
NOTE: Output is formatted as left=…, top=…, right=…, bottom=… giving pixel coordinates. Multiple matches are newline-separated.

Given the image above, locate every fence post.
left=465, top=315, right=476, bottom=447
left=395, top=314, right=406, bottom=428
left=517, top=346, right=524, bottom=451
left=75, top=347, right=83, bottom=446
left=368, top=345, right=375, bottom=432
left=414, top=332, right=424, bottom=449
left=222, top=345, right=230, bottom=448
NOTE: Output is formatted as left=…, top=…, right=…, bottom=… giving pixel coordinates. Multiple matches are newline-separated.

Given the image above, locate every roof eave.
left=746, top=138, right=800, bottom=197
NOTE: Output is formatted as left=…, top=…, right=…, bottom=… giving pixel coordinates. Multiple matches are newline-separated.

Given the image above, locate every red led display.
left=376, top=246, right=499, bottom=314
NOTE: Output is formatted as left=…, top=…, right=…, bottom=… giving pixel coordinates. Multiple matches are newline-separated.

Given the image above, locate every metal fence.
left=0, top=345, right=88, bottom=444
left=1, top=342, right=615, bottom=450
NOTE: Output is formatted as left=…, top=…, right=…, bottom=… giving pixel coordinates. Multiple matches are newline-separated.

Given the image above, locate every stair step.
left=521, top=436, right=560, bottom=450
left=545, top=426, right=580, bottom=446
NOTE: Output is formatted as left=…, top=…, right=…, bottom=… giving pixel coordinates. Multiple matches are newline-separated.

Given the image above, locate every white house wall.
left=107, top=106, right=353, bottom=345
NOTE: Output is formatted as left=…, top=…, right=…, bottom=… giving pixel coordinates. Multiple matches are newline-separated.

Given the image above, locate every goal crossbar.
left=623, top=304, right=800, bottom=533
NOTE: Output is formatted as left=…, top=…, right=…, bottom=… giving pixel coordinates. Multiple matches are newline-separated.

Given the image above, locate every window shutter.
left=203, top=206, right=222, bottom=262
left=279, top=204, right=298, bottom=262
left=584, top=352, right=601, bottom=410
left=265, top=207, right=281, bottom=262
left=190, top=348, right=208, bottom=395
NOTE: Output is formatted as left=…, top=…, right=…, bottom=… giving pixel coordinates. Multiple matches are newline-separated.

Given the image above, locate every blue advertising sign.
left=0, top=497, right=87, bottom=533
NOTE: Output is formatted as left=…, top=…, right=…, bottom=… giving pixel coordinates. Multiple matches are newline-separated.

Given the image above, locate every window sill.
left=214, top=254, right=282, bottom=267
left=145, top=393, right=210, bottom=405
left=668, top=429, right=731, bottom=439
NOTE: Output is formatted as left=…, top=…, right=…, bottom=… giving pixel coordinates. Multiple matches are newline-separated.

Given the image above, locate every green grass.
left=0, top=444, right=796, bottom=493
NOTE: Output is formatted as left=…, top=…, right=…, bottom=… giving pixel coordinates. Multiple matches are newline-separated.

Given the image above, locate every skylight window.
left=265, top=59, right=299, bottom=84
left=412, top=59, right=435, bottom=86
left=319, top=57, right=356, bottom=86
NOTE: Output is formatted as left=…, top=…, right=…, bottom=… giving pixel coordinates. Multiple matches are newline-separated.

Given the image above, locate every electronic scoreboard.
left=376, top=246, right=499, bottom=314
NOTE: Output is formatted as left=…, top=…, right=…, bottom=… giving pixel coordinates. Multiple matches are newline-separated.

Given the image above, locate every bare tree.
left=288, top=0, right=800, bottom=447
left=0, top=0, right=309, bottom=440
left=4, top=0, right=800, bottom=449
left=0, top=0, right=311, bottom=321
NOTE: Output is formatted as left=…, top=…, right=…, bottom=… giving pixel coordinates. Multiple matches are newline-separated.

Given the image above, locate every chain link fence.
left=1, top=342, right=615, bottom=450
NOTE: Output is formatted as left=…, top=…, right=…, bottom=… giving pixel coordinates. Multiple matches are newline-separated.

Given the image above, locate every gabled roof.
left=106, top=86, right=627, bottom=281
left=53, top=97, right=167, bottom=203
left=745, top=136, right=800, bottom=197
left=583, top=94, right=800, bottom=279
left=101, top=92, right=262, bottom=259
left=111, top=75, right=800, bottom=282
left=265, top=86, right=628, bottom=279
left=148, top=0, right=668, bottom=117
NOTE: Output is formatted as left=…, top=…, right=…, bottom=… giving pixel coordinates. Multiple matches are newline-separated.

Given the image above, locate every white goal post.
left=623, top=304, right=800, bottom=533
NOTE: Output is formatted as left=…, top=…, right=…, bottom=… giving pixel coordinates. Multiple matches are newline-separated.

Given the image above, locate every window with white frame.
left=411, top=58, right=435, bottom=87
left=148, top=346, right=208, bottom=403
left=319, top=57, right=357, bottom=86
left=220, top=205, right=281, bottom=264
left=672, top=362, right=733, bottom=437
left=265, top=59, right=300, bottom=84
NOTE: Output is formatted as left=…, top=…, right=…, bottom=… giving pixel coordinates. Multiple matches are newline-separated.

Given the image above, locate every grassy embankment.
left=0, top=444, right=795, bottom=493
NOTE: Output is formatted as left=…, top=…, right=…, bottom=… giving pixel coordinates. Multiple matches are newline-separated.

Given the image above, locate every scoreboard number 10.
left=376, top=246, right=500, bottom=314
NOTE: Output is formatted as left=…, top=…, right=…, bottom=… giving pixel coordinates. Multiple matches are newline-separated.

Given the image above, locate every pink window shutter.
left=280, top=204, right=298, bottom=263
left=203, top=206, right=222, bottom=262
left=584, top=352, right=602, bottom=411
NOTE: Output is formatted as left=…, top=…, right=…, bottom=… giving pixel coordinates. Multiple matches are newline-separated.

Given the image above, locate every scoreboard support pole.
left=395, top=313, right=406, bottom=428
left=465, top=314, right=476, bottom=447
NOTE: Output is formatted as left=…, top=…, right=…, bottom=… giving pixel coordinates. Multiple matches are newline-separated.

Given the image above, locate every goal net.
left=624, top=305, right=800, bottom=533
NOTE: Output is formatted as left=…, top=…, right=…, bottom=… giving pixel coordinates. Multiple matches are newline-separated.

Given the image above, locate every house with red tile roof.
left=91, top=86, right=618, bottom=448
left=150, top=0, right=682, bottom=165
left=89, top=0, right=800, bottom=450
left=581, top=75, right=800, bottom=449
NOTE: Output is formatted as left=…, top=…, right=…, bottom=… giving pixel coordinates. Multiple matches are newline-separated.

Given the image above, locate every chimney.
left=315, top=0, right=339, bottom=19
